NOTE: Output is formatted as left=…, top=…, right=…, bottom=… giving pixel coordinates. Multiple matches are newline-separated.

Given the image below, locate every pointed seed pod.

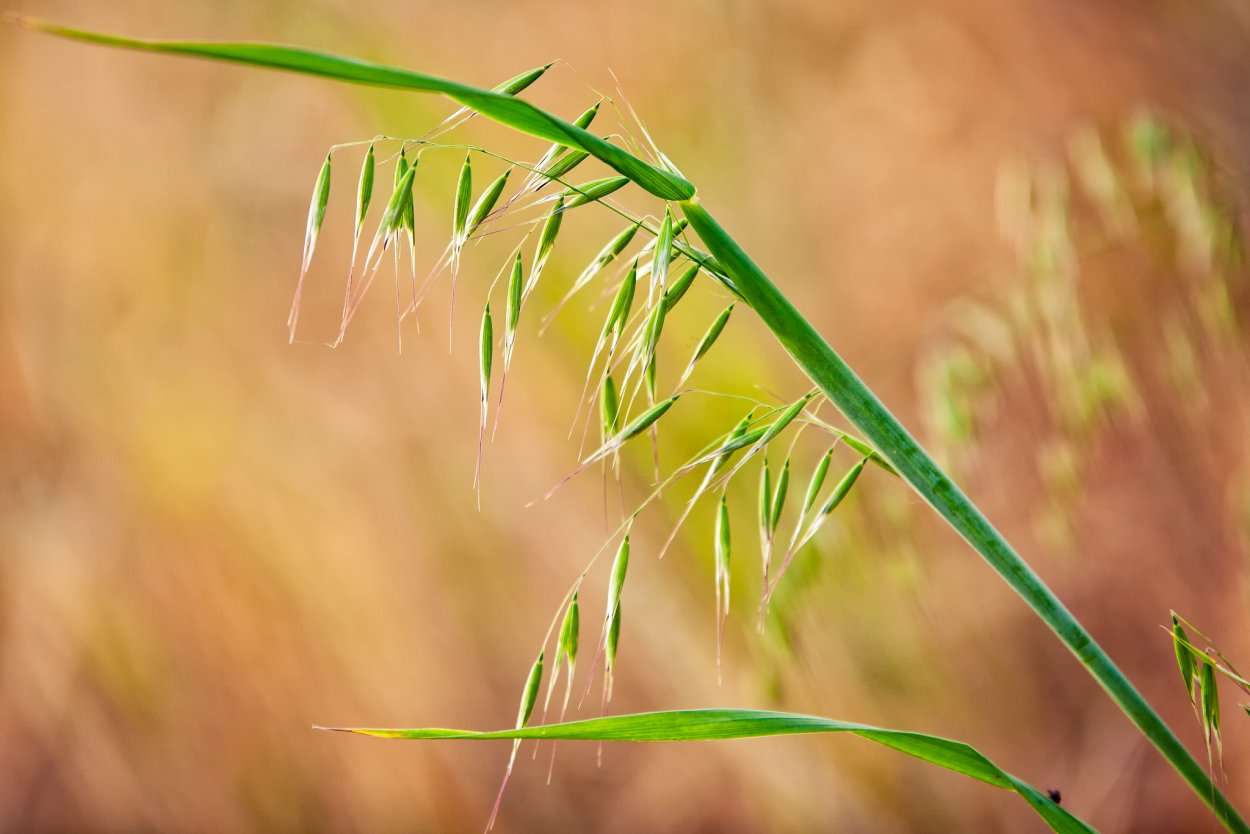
left=601, top=220, right=642, bottom=263
left=604, top=534, right=627, bottom=685
left=607, top=534, right=630, bottom=616
left=635, top=217, right=687, bottom=281
left=536, top=197, right=564, bottom=261
left=581, top=222, right=640, bottom=288
left=505, top=253, right=524, bottom=348
left=815, top=458, right=867, bottom=519
left=516, top=651, right=544, bottom=728
left=393, top=151, right=418, bottom=242
left=617, top=394, right=680, bottom=443
left=695, top=305, right=733, bottom=365
left=467, top=167, right=512, bottom=238
left=714, top=494, right=732, bottom=672
left=365, top=166, right=418, bottom=265
left=663, top=263, right=700, bottom=312
left=527, top=196, right=564, bottom=296
left=542, top=149, right=590, bottom=184
left=564, top=176, right=629, bottom=208
left=546, top=593, right=581, bottom=714
left=606, top=603, right=622, bottom=673
left=572, top=101, right=601, bottom=131
left=601, top=261, right=638, bottom=343
left=394, top=151, right=416, bottom=234
left=656, top=409, right=760, bottom=562
left=354, top=144, right=375, bottom=240
left=679, top=304, right=733, bottom=385
left=758, top=393, right=817, bottom=448
left=1201, top=660, right=1220, bottom=750
left=770, top=458, right=790, bottom=536
left=537, top=103, right=601, bottom=175
left=758, top=459, right=773, bottom=540
left=453, top=153, right=472, bottom=246
left=301, top=153, right=332, bottom=271
left=383, top=165, right=417, bottom=230
left=639, top=296, right=668, bottom=398
left=599, top=374, right=620, bottom=442
left=803, top=447, right=836, bottom=514
left=535, top=102, right=599, bottom=175
left=840, top=434, right=882, bottom=463
left=479, top=303, right=494, bottom=401
left=650, top=209, right=674, bottom=293
left=1173, top=615, right=1196, bottom=703
left=707, top=412, right=756, bottom=476
left=716, top=495, right=731, bottom=597
left=713, top=426, right=769, bottom=459
left=559, top=593, right=580, bottom=668
left=791, top=457, right=867, bottom=551
left=495, top=62, right=553, bottom=96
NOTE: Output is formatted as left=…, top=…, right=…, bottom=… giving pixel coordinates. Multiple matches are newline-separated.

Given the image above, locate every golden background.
left=5, top=2, right=1250, bottom=831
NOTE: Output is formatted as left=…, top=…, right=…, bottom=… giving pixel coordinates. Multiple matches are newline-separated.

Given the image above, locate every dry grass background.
left=6, top=1, right=1250, bottom=831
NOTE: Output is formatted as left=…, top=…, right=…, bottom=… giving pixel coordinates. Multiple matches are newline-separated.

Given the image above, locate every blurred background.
left=5, top=1, right=1250, bottom=831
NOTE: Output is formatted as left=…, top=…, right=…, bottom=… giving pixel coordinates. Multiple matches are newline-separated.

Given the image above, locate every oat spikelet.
left=341, top=144, right=376, bottom=328
left=714, top=494, right=731, bottom=681
left=487, top=650, right=544, bottom=832
left=289, top=152, right=332, bottom=342
left=475, top=302, right=493, bottom=508
left=449, top=153, right=473, bottom=343
left=768, top=456, right=867, bottom=604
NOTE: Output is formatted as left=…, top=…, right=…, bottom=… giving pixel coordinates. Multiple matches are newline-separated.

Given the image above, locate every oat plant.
left=18, top=17, right=1250, bottom=834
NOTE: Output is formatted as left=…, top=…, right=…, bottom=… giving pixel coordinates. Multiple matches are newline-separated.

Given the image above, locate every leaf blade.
left=21, top=18, right=695, bottom=201
left=321, top=708, right=1097, bottom=833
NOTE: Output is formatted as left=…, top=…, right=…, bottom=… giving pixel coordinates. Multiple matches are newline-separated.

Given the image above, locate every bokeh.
left=5, top=2, right=1250, bottom=831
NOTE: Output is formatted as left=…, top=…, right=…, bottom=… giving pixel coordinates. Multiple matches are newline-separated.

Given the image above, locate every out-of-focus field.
left=6, top=2, right=1250, bottom=831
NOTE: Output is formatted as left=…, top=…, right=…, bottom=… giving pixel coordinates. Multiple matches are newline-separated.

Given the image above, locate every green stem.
left=679, top=196, right=1247, bottom=834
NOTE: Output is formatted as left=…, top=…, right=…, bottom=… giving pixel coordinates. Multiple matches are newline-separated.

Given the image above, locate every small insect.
left=1046, top=789, right=1062, bottom=805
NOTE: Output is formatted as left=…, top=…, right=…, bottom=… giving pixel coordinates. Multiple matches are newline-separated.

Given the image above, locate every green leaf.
left=320, top=708, right=1097, bottom=833
left=21, top=18, right=693, bottom=201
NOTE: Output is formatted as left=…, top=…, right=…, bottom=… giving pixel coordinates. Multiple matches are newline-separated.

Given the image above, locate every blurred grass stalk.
left=16, top=17, right=1249, bottom=833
